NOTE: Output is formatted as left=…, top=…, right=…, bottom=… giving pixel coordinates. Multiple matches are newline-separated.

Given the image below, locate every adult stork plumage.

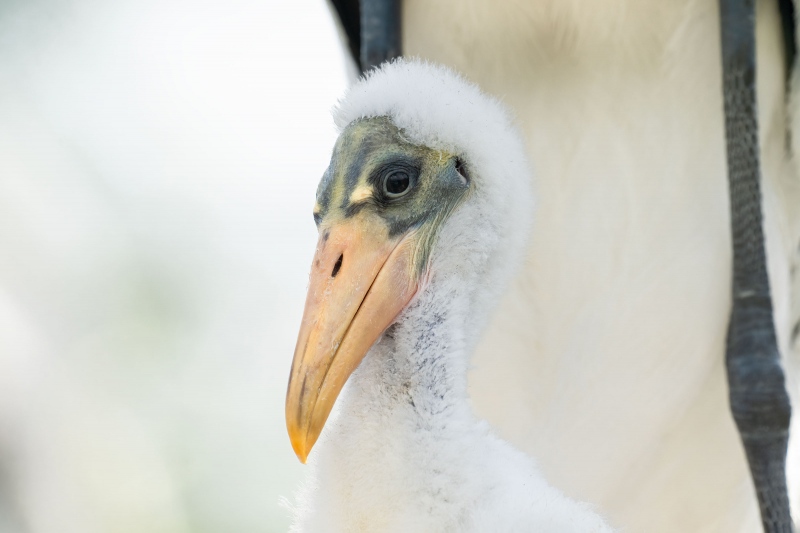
left=312, top=1, right=800, bottom=532
left=286, top=59, right=613, bottom=532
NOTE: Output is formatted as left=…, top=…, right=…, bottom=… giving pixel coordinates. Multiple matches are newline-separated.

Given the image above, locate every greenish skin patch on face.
left=315, top=116, right=471, bottom=280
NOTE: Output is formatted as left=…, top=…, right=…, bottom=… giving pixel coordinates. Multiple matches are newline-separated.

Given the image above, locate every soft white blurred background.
left=0, top=0, right=347, bottom=531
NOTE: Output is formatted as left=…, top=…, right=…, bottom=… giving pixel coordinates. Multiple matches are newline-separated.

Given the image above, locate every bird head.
left=285, top=59, right=533, bottom=463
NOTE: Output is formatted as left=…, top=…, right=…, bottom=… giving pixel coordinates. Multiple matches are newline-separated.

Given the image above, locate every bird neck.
left=307, top=279, right=485, bottom=525
left=349, top=278, right=471, bottom=422
left=320, top=274, right=479, bottom=457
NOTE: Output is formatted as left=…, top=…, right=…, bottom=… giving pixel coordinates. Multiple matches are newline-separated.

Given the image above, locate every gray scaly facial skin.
left=314, top=116, right=471, bottom=279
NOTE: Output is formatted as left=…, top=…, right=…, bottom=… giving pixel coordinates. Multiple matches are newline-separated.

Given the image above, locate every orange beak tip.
left=290, top=434, right=309, bottom=464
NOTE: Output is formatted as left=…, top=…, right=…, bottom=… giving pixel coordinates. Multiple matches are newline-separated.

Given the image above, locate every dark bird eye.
left=384, top=171, right=411, bottom=197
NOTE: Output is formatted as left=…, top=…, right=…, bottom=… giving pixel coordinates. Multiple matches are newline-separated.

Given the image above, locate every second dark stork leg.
left=719, top=1, right=794, bottom=531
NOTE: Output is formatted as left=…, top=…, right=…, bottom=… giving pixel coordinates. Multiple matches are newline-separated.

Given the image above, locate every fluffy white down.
left=288, top=60, right=613, bottom=532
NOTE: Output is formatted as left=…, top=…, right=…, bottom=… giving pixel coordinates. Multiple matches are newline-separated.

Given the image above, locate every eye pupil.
left=385, top=172, right=410, bottom=196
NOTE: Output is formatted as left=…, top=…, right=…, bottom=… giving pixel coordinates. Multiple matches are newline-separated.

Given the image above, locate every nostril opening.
left=331, top=254, right=343, bottom=278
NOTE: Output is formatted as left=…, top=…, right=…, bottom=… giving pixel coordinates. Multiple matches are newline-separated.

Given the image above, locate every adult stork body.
left=325, top=1, right=800, bottom=532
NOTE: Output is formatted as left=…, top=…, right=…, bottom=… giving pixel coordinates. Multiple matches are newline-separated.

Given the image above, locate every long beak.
left=285, top=215, right=418, bottom=463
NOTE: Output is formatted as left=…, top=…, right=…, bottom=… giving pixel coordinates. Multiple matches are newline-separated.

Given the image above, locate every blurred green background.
left=0, top=0, right=347, bottom=531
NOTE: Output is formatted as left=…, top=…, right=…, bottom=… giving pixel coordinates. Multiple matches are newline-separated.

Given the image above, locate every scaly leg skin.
left=720, top=0, right=794, bottom=531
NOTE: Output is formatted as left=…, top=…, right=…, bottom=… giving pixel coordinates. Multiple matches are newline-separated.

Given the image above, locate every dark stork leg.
left=719, top=1, right=794, bottom=531
left=359, top=0, right=402, bottom=72
left=328, top=0, right=402, bottom=73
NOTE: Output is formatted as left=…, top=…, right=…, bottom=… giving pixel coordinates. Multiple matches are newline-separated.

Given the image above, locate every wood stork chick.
left=285, top=59, right=613, bottom=532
